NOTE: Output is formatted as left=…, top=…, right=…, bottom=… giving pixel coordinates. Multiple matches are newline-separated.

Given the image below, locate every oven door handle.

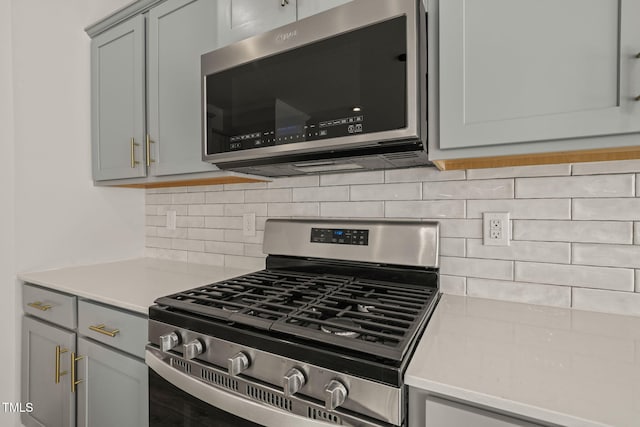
left=145, top=348, right=331, bottom=427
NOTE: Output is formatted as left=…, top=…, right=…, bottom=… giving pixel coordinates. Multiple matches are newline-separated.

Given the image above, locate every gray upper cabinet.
left=296, top=0, right=352, bottom=20
left=91, top=15, right=146, bottom=181
left=147, top=0, right=220, bottom=176
left=436, top=0, right=640, bottom=150
left=21, top=316, right=76, bottom=427
left=216, top=0, right=297, bottom=46
left=76, top=337, right=148, bottom=427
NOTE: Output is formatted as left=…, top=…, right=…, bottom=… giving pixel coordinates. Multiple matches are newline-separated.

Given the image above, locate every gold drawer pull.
left=28, top=301, right=52, bottom=311
left=89, top=324, right=120, bottom=337
left=55, top=345, right=68, bottom=384
left=71, top=352, right=83, bottom=393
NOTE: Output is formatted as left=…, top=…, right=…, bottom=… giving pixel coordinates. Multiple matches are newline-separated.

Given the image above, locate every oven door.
left=146, top=347, right=332, bottom=427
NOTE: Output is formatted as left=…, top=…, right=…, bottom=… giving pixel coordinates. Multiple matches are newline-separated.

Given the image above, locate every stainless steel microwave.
left=201, top=0, right=428, bottom=177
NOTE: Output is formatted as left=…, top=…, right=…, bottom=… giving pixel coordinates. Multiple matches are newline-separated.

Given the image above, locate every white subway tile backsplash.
left=292, top=186, right=349, bottom=202
left=439, top=275, right=466, bottom=296
left=385, top=168, right=465, bottom=183
left=573, top=198, right=640, bottom=221
left=267, top=203, right=319, bottom=217
left=513, top=220, right=633, bottom=244
left=206, top=190, right=244, bottom=204
left=145, top=164, right=640, bottom=316
left=268, top=175, right=319, bottom=188
left=467, top=164, right=571, bottom=180
left=572, top=160, right=640, bottom=175
left=205, top=241, right=244, bottom=255
left=440, top=256, right=513, bottom=281
left=321, top=202, right=384, bottom=218
left=351, top=183, right=421, bottom=201
left=172, top=192, right=205, bottom=204
left=385, top=200, right=465, bottom=218
left=320, top=171, right=384, bottom=186
left=423, top=179, right=513, bottom=200
left=573, top=288, right=640, bottom=316
left=467, top=239, right=571, bottom=264
left=188, top=204, right=223, bottom=216
left=223, top=204, right=268, bottom=217
left=573, top=243, right=640, bottom=269
left=515, top=261, right=634, bottom=292
left=467, top=278, right=571, bottom=307
left=467, top=199, right=571, bottom=219
left=245, top=188, right=292, bottom=203
left=440, top=238, right=466, bottom=257
left=515, top=175, right=634, bottom=198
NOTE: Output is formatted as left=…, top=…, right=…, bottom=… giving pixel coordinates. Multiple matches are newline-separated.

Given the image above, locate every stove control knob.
left=283, top=368, right=306, bottom=397
left=159, top=332, right=180, bottom=352
left=324, top=380, right=348, bottom=411
left=183, top=339, right=204, bottom=360
left=228, top=352, right=250, bottom=377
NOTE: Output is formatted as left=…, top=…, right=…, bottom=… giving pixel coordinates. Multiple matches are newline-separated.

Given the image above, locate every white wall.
left=0, top=0, right=17, bottom=423
left=4, top=0, right=144, bottom=425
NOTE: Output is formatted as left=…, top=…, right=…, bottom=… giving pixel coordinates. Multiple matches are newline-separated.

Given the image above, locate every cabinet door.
left=91, top=15, right=146, bottom=181
left=76, top=337, right=148, bottom=427
left=437, top=0, right=640, bottom=149
left=147, top=0, right=220, bottom=176
left=296, top=0, right=352, bottom=20
left=217, top=0, right=297, bottom=46
left=21, top=316, right=75, bottom=427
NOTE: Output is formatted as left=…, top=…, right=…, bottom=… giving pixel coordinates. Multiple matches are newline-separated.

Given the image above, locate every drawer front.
left=78, top=300, right=147, bottom=359
left=23, top=284, right=77, bottom=329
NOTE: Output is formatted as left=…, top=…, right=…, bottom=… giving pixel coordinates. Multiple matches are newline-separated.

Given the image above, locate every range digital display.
left=310, top=228, right=369, bottom=246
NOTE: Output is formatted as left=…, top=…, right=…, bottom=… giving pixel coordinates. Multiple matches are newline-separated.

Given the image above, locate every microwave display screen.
left=205, top=16, right=407, bottom=155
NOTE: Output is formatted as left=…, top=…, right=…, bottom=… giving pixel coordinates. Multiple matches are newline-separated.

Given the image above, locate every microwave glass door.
left=205, top=16, right=407, bottom=156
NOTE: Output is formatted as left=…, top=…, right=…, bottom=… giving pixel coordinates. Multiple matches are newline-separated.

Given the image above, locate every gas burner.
left=222, top=305, right=241, bottom=313
left=356, top=298, right=380, bottom=313
left=321, top=317, right=361, bottom=338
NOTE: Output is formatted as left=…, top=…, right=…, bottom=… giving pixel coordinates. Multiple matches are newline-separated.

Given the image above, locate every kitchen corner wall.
left=146, top=161, right=640, bottom=317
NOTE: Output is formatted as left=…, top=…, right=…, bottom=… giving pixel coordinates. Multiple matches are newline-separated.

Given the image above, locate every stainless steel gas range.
left=146, top=219, right=440, bottom=427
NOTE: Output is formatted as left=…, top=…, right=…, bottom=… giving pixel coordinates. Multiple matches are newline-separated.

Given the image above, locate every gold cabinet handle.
left=55, top=345, right=68, bottom=384
left=71, top=352, right=83, bottom=393
left=89, top=324, right=120, bottom=338
left=130, top=137, right=140, bottom=168
left=27, top=301, right=52, bottom=311
left=146, top=134, right=155, bottom=167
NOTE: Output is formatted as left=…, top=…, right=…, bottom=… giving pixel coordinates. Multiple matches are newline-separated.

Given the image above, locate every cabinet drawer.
left=23, top=284, right=77, bottom=329
left=78, top=300, right=147, bottom=359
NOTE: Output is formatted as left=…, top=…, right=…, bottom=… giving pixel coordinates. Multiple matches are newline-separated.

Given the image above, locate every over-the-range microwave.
left=201, top=0, right=428, bottom=177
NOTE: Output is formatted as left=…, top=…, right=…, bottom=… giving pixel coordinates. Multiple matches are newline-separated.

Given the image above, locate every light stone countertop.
left=18, top=258, right=256, bottom=315
left=406, top=294, right=640, bottom=427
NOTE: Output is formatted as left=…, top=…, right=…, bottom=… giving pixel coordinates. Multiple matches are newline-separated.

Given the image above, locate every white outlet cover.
left=166, top=211, right=177, bottom=231
left=483, top=212, right=510, bottom=246
left=242, top=212, right=256, bottom=237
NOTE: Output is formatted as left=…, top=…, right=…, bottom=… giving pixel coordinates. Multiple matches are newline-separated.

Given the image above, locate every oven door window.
left=205, top=16, right=407, bottom=155
left=149, top=370, right=263, bottom=427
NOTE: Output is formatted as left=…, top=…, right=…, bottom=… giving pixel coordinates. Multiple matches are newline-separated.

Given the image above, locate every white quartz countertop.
left=18, top=258, right=256, bottom=315
left=406, top=294, right=640, bottom=427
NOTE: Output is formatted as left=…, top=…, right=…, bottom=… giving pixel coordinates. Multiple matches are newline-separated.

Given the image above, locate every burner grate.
left=155, top=269, right=438, bottom=361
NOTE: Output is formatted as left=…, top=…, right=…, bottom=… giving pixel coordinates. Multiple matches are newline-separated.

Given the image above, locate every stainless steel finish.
left=160, top=332, right=180, bottom=352
left=228, top=352, right=250, bottom=377
left=201, top=0, right=426, bottom=168
left=283, top=368, right=306, bottom=397
left=149, top=319, right=402, bottom=425
left=183, top=338, right=204, bottom=360
left=324, top=380, right=348, bottom=411
left=263, top=219, right=440, bottom=268
left=147, top=346, right=387, bottom=427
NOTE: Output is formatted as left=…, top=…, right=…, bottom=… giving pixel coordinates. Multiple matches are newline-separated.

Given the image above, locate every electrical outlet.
left=483, top=212, right=509, bottom=246
left=242, top=213, right=256, bottom=237
left=166, top=210, right=177, bottom=230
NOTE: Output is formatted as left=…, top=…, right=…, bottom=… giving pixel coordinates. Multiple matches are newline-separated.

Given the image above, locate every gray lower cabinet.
left=91, top=15, right=146, bottom=181
left=21, top=316, right=76, bottom=427
left=431, top=0, right=640, bottom=155
left=76, top=337, right=148, bottom=427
